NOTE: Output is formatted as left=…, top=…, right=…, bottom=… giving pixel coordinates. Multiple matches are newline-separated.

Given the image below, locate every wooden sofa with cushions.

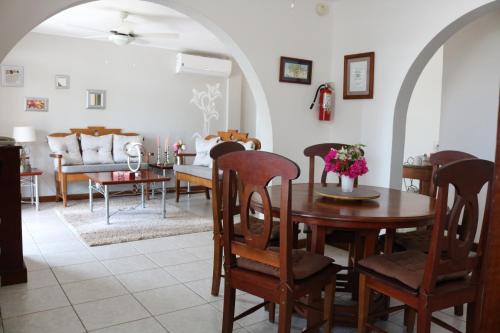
left=48, top=126, right=146, bottom=207
left=174, top=129, right=261, bottom=202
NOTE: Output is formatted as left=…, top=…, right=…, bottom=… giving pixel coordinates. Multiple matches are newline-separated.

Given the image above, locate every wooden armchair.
left=219, top=150, right=341, bottom=332
left=358, top=158, right=494, bottom=333
left=174, top=129, right=261, bottom=202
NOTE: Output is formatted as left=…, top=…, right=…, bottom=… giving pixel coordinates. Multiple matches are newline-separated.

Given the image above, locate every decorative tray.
left=315, top=187, right=380, bottom=201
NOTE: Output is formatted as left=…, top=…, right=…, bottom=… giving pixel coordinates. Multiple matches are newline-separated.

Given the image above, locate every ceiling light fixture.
left=290, top=0, right=296, bottom=9
left=108, top=34, right=132, bottom=46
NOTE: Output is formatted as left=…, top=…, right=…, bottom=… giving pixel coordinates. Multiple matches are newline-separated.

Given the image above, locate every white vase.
left=341, top=175, right=355, bottom=193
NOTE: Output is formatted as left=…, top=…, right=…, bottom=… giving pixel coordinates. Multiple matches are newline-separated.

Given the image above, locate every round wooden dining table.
left=264, top=183, right=436, bottom=329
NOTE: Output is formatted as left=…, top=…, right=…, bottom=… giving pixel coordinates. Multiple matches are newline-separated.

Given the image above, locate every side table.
left=20, top=168, right=42, bottom=211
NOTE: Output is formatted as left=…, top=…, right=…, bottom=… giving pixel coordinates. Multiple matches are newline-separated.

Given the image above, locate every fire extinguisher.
left=309, top=83, right=334, bottom=121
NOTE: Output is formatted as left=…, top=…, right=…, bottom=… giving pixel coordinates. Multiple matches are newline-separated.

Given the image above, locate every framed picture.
left=55, top=75, right=70, bottom=89
left=343, top=52, right=375, bottom=99
left=279, top=56, right=312, bottom=85
left=25, top=97, right=48, bottom=112
left=86, top=90, right=106, bottom=109
left=1, top=65, right=24, bottom=87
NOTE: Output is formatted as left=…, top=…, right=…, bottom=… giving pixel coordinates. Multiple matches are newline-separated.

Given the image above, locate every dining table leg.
left=306, top=225, right=326, bottom=333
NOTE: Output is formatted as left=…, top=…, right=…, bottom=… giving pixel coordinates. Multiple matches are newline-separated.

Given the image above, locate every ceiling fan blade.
left=135, top=32, right=180, bottom=39
left=131, top=38, right=150, bottom=45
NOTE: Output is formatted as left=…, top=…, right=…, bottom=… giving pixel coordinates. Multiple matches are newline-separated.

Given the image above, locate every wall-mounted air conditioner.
left=176, top=53, right=232, bottom=78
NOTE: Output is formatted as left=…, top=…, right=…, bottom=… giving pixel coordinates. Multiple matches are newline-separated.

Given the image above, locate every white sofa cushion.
left=113, top=134, right=143, bottom=163
left=193, top=137, right=219, bottom=168
left=47, top=134, right=83, bottom=166
left=80, top=134, right=114, bottom=164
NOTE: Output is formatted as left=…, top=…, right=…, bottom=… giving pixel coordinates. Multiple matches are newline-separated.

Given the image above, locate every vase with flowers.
left=324, top=144, right=368, bottom=193
left=172, top=140, right=187, bottom=165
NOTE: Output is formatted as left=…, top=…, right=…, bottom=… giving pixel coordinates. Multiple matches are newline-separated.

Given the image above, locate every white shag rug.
left=56, top=196, right=213, bottom=246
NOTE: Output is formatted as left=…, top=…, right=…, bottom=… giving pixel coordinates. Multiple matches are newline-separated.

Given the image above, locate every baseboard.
left=39, top=186, right=208, bottom=203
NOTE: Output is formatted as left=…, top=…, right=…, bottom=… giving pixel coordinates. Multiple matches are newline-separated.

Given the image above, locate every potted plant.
left=324, top=144, right=368, bottom=192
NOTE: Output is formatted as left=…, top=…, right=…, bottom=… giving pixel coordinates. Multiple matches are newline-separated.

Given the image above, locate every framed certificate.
left=343, top=52, right=375, bottom=99
left=279, top=56, right=312, bottom=85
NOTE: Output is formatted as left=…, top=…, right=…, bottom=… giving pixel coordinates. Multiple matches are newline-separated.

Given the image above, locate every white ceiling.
left=32, top=0, right=228, bottom=55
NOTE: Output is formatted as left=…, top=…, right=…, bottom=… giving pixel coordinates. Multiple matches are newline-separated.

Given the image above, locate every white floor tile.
left=156, top=303, right=235, bottom=333
left=52, top=261, right=111, bottom=284
left=2, top=306, right=85, bottom=333
left=116, top=268, right=179, bottom=293
left=74, top=294, right=150, bottom=331
left=92, top=317, right=167, bottom=333
left=101, top=255, right=157, bottom=275
left=0, top=285, right=70, bottom=318
left=0, top=269, right=58, bottom=295
left=131, top=237, right=183, bottom=254
left=23, top=254, right=49, bottom=271
left=37, top=239, right=88, bottom=254
left=211, top=293, right=270, bottom=327
left=163, top=260, right=213, bottom=283
left=146, top=249, right=200, bottom=267
left=43, top=249, right=95, bottom=267
left=89, top=242, right=140, bottom=260
left=183, top=245, right=214, bottom=260
left=62, top=276, right=128, bottom=304
left=134, top=284, right=206, bottom=315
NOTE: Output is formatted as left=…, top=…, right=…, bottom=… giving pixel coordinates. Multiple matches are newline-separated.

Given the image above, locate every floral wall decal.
left=190, top=83, right=222, bottom=136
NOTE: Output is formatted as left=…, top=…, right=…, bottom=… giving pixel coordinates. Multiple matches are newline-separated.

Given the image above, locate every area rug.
left=56, top=196, right=213, bottom=246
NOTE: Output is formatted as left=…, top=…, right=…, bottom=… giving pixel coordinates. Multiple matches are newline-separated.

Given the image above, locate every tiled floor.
left=0, top=195, right=467, bottom=332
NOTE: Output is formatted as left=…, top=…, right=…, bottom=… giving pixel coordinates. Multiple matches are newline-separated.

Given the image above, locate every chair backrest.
left=210, top=142, right=246, bottom=237
left=428, top=150, right=477, bottom=198
left=421, top=158, right=494, bottom=294
left=304, top=143, right=362, bottom=185
left=219, top=151, right=300, bottom=284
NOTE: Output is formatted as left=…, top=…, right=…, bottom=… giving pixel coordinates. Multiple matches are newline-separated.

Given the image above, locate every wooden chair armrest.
left=177, top=152, right=196, bottom=157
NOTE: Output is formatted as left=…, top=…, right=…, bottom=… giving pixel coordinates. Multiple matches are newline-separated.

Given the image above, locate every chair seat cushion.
left=358, top=250, right=467, bottom=291
left=237, top=249, right=334, bottom=280
left=173, top=164, right=220, bottom=180
left=234, top=218, right=280, bottom=241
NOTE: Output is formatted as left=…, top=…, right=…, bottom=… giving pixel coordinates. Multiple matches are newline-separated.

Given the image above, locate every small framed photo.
left=279, top=56, right=312, bottom=85
left=86, top=90, right=106, bottom=109
left=1, top=65, right=24, bottom=87
left=25, top=97, right=48, bottom=112
left=55, top=75, right=70, bottom=89
left=343, top=52, right=375, bottom=99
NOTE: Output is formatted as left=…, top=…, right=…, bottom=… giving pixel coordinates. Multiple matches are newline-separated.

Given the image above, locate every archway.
left=389, top=0, right=500, bottom=188
left=0, top=0, right=273, bottom=151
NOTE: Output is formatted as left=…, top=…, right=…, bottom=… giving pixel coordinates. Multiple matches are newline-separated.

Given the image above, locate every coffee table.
left=86, top=170, right=171, bottom=224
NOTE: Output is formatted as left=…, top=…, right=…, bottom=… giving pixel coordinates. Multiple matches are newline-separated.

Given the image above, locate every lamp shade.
left=13, top=126, right=36, bottom=143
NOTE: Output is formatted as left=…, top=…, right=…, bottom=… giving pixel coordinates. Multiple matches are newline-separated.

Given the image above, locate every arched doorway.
left=389, top=0, right=500, bottom=188
left=0, top=0, right=273, bottom=151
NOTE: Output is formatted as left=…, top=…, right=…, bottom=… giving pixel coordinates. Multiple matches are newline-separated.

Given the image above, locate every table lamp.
left=13, top=126, right=36, bottom=172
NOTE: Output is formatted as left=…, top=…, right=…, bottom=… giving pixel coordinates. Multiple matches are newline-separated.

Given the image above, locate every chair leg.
left=323, top=277, right=336, bottom=333
left=404, top=306, right=416, bottom=333
left=278, top=294, right=292, bottom=333
left=454, top=304, right=464, bottom=317
left=62, top=175, right=68, bottom=207
left=357, top=274, right=370, bottom=333
left=416, top=304, right=432, bottom=333
left=268, top=302, right=276, bottom=323
left=205, top=187, right=210, bottom=200
left=175, top=178, right=181, bottom=202
left=466, top=302, right=477, bottom=333
left=54, top=173, right=61, bottom=202
left=211, top=236, right=222, bottom=296
left=222, top=284, right=236, bottom=333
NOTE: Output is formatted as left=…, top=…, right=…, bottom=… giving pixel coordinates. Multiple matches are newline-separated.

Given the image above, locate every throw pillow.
left=47, top=134, right=83, bottom=166
left=80, top=134, right=114, bottom=165
left=113, top=135, right=143, bottom=163
left=193, top=137, right=220, bottom=168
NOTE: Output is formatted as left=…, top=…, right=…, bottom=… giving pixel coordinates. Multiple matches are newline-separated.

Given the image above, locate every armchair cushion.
left=173, top=164, right=219, bottom=180
left=81, top=134, right=114, bottom=165
left=193, top=137, right=220, bottom=168
left=59, top=162, right=148, bottom=173
left=113, top=135, right=143, bottom=163
left=47, top=134, right=83, bottom=166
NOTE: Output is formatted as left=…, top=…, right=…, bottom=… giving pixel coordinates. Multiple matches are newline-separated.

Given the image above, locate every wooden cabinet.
left=402, top=164, right=433, bottom=196
left=0, top=146, right=27, bottom=285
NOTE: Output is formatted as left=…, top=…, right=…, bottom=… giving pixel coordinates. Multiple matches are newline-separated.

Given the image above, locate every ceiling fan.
left=72, top=11, right=180, bottom=46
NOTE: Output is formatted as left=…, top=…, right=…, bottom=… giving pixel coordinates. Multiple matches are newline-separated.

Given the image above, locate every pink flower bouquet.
left=324, top=144, right=368, bottom=179
left=172, top=140, right=186, bottom=155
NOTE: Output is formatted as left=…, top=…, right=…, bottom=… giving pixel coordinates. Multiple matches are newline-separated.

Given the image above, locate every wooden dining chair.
left=210, top=142, right=280, bottom=297
left=303, top=143, right=363, bottom=296
left=358, top=158, right=494, bottom=333
left=219, top=150, right=341, bottom=333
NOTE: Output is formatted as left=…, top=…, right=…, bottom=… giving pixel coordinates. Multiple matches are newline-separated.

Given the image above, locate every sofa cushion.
left=113, top=135, right=143, bottom=163
left=193, top=137, right=219, bottom=168
left=81, top=134, right=114, bottom=164
left=237, top=248, right=334, bottom=280
left=47, top=134, right=83, bottom=166
left=173, top=164, right=219, bottom=180
left=237, top=140, right=255, bottom=150
left=60, top=162, right=148, bottom=173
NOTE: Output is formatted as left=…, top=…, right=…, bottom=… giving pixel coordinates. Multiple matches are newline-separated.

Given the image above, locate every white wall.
left=440, top=10, right=500, bottom=161
left=404, top=48, right=443, bottom=162
left=0, top=32, right=255, bottom=196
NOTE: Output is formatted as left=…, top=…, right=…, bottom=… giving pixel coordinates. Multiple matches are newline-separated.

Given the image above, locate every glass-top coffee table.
left=86, top=170, right=171, bottom=224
